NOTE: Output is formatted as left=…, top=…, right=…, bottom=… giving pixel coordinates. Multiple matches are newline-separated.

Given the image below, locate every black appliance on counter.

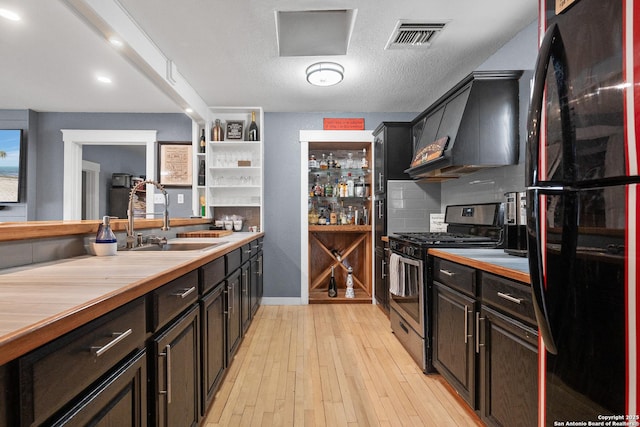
left=388, top=202, right=503, bottom=373
left=503, top=191, right=527, bottom=256
left=527, top=0, right=639, bottom=422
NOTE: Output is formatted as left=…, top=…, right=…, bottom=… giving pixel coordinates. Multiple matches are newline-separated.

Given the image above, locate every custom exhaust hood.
left=406, top=70, right=523, bottom=181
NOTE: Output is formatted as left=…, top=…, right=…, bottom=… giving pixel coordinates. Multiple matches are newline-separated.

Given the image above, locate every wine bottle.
left=331, top=249, right=342, bottom=261
left=198, top=159, right=206, bottom=186
left=199, top=129, right=206, bottom=153
left=328, top=265, right=338, bottom=297
left=212, top=119, right=224, bottom=141
left=248, top=111, right=259, bottom=141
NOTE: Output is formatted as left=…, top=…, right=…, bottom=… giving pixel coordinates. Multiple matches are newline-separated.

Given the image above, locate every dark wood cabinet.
left=50, top=349, right=147, bottom=427
left=200, top=282, right=226, bottom=414
left=372, top=122, right=412, bottom=194
left=151, top=304, right=200, bottom=427
left=250, top=251, right=263, bottom=317
left=374, top=247, right=389, bottom=313
left=18, top=297, right=146, bottom=427
left=479, top=306, right=537, bottom=427
left=226, top=269, right=242, bottom=362
left=241, top=261, right=251, bottom=335
left=0, top=363, right=15, bottom=427
left=432, top=282, right=476, bottom=407
left=432, top=256, right=538, bottom=426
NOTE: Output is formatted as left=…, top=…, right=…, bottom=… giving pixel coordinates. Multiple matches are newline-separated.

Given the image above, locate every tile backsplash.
left=387, top=180, right=441, bottom=233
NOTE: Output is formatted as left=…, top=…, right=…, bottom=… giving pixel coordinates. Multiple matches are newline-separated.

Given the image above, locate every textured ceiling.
left=0, top=0, right=537, bottom=115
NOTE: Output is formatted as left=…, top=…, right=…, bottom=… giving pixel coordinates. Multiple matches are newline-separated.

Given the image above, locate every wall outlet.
left=153, top=193, right=166, bottom=204
left=177, top=193, right=184, bottom=204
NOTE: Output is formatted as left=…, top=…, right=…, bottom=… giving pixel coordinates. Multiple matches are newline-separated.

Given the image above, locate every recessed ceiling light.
left=96, top=76, right=112, bottom=84
left=0, top=8, right=20, bottom=21
left=108, top=37, right=123, bottom=47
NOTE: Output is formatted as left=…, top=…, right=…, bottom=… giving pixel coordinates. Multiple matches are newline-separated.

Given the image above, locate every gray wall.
left=36, top=112, right=193, bottom=220
left=263, top=112, right=416, bottom=298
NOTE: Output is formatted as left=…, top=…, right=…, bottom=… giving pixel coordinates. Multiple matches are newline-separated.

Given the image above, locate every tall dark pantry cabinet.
left=373, top=122, right=412, bottom=314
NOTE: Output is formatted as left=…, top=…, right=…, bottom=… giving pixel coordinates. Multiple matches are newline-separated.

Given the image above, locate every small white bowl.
left=92, top=242, right=118, bottom=256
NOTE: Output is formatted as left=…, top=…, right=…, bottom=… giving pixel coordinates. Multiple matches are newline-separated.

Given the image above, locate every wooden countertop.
left=0, top=218, right=211, bottom=242
left=0, top=232, right=263, bottom=366
left=428, top=248, right=530, bottom=284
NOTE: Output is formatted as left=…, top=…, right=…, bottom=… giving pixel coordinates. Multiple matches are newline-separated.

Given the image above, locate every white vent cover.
left=385, top=20, right=448, bottom=49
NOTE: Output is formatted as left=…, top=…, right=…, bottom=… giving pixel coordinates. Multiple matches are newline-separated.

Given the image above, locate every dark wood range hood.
left=406, top=70, right=523, bottom=181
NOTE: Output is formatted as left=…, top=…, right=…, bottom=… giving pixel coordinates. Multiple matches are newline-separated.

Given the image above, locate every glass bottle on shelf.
left=345, top=266, right=355, bottom=298
left=346, top=152, right=354, bottom=169
left=212, top=119, right=224, bottom=141
left=328, top=265, right=338, bottom=298
left=329, top=203, right=338, bottom=225
left=354, top=175, right=364, bottom=197
left=361, top=148, right=369, bottom=169
left=198, top=159, right=206, bottom=186
left=327, top=152, right=335, bottom=168
left=309, top=154, right=318, bottom=169
left=324, top=173, right=333, bottom=197
left=248, top=111, right=259, bottom=141
left=346, top=173, right=354, bottom=197
left=313, top=174, right=323, bottom=197
left=199, top=129, right=206, bottom=153
left=319, top=153, right=328, bottom=170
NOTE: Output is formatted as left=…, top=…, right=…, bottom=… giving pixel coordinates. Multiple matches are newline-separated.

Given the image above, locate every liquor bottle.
left=200, top=195, right=206, bottom=217
left=313, top=174, right=323, bottom=197
left=324, top=173, right=333, bottom=197
left=327, top=152, right=335, bottom=168
left=319, top=153, right=328, bottom=170
left=331, top=249, right=342, bottom=261
left=361, top=148, right=369, bottom=169
left=199, top=128, right=206, bottom=153
left=198, top=159, right=206, bottom=186
left=328, top=265, right=338, bottom=297
left=308, top=154, right=318, bottom=169
left=248, top=111, right=259, bottom=141
left=345, top=266, right=355, bottom=298
left=329, top=207, right=338, bottom=225
left=346, top=173, right=354, bottom=197
left=212, top=119, right=224, bottom=141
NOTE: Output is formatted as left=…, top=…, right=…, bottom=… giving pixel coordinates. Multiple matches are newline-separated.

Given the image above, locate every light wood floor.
left=203, top=304, right=483, bottom=426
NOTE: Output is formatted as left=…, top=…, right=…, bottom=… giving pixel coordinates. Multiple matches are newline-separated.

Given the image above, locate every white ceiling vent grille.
left=385, top=21, right=448, bottom=49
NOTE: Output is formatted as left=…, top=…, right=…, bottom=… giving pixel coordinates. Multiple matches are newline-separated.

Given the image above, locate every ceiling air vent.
left=385, top=21, right=448, bottom=49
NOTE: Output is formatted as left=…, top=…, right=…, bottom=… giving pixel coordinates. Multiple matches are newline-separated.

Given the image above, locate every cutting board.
left=176, top=230, right=233, bottom=238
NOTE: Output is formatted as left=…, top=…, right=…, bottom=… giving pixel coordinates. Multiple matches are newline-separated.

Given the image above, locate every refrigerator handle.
left=526, top=23, right=566, bottom=355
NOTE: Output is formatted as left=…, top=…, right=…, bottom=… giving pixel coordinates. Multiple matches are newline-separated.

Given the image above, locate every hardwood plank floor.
left=203, top=304, right=483, bottom=427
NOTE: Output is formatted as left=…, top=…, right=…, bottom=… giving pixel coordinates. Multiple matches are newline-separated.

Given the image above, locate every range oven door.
left=389, top=254, right=424, bottom=336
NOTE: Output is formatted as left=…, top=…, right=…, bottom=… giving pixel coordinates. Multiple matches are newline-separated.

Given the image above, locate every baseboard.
left=260, top=297, right=304, bottom=305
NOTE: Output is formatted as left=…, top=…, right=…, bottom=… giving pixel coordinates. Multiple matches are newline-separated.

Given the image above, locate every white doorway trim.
left=298, top=130, right=374, bottom=305
left=82, top=160, right=100, bottom=220
left=62, top=129, right=157, bottom=220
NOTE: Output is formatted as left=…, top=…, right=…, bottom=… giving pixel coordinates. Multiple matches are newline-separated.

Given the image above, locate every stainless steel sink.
left=122, top=242, right=226, bottom=252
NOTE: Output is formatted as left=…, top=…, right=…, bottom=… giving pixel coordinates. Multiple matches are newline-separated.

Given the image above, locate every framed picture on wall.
left=157, top=142, right=193, bottom=187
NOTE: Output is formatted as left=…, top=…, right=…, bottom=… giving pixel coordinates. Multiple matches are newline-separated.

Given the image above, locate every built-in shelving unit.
left=194, top=107, right=264, bottom=232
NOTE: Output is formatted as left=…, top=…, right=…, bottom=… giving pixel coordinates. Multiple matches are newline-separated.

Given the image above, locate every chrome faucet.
left=126, top=180, right=170, bottom=248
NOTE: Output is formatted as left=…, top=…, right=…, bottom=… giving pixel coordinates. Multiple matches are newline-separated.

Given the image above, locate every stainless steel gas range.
left=388, top=203, right=503, bottom=373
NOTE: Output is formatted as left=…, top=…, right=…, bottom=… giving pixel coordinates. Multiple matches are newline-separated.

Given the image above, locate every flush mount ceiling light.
left=306, top=62, right=344, bottom=87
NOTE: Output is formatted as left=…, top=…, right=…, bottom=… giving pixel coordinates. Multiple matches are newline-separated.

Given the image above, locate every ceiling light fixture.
left=96, top=75, right=112, bottom=84
left=0, top=8, right=20, bottom=21
left=306, top=62, right=344, bottom=87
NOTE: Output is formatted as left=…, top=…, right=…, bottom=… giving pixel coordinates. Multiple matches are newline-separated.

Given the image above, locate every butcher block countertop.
left=428, top=248, right=530, bottom=284
left=0, top=232, right=263, bottom=366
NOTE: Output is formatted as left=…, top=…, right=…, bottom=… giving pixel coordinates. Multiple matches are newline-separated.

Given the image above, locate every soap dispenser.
left=94, top=216, right=118, bottom=256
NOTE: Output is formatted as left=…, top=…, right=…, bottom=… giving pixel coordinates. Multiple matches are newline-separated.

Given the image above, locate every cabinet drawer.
left=19, top=297, right=146, bottom=427
left=433, top=258, right=476, bottom=296
left=481, top=272, right=535, bottom=325
left=240, top=243, right=253, bottom=263
left=226, top=248, right=241, bottom=273
left=200, top=256, right=226, bottom=295
left=151, top=270, right=199, bottom=331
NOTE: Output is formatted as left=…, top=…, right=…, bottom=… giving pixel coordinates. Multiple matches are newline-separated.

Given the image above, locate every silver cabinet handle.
left=257, top=258, right=262, bottom=276
left=159, top=344, right=172, bottom=403
left=173, top=286, right=196, bottom=299
left=382, top=259, right=387, bottom=279
left=91, top=328, right=132, bottom=357
left=497, top=292, right=522, bottom=304
left=476, top=312, right=485, bottom=354
left=440, top=269, right=455, bottom=277
left=378, top=173, right=383, bottom=191
left=464, top=306, right=469, bottom=344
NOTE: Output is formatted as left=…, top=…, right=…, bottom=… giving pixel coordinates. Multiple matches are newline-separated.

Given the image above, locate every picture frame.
left=157, top=142, right=193, bottom=187
left=226, top=120, right=245, bottom=140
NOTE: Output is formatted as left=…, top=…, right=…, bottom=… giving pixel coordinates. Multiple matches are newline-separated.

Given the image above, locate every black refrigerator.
left=526, top=0, right=639, bottom=424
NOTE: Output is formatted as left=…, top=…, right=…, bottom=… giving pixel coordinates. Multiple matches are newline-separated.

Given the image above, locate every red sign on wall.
left=323, top=118, right=365, bottom=130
